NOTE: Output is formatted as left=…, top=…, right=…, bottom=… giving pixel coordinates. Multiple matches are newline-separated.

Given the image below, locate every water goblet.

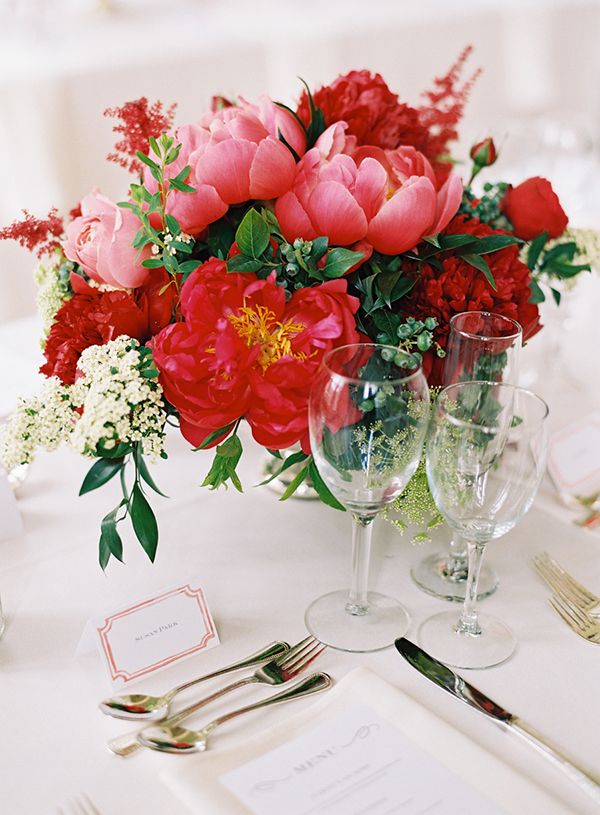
left=411, top=311, right=522, bottom=602
left=305, top=343, right=430, bottom=653
left=419, top=381, right=548, bottom=669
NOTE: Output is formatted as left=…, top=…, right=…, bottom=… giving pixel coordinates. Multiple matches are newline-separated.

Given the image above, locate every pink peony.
left=276, top=130, right=462, bottom=255
left=62, top=190, right=150, bottom=289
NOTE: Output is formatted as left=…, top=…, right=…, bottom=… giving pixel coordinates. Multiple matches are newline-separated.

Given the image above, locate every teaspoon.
left=99, top=640, right=289, bottom=720
left=138, top=672, right=333, bottom=753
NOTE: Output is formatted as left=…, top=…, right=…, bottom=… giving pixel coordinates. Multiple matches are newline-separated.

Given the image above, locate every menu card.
left=219, top=703, right=506, bottom=815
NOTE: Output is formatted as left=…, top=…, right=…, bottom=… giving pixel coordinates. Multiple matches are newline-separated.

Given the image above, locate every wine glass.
left=411, top=311, right=522, bottom=602
left=305, top=343, right=430, bottom=652
left=419, top=382, right=548, bottom=669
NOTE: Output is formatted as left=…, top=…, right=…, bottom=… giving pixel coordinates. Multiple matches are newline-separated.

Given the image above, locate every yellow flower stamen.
left=228, top=301, right=306, bottom=372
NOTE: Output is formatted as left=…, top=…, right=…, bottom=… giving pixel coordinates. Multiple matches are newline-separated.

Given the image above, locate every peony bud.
left=470, top=137, right=498, bottom=168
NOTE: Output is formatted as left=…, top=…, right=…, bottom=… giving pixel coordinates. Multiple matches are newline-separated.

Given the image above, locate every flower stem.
left=346, top=514, right=375, bottom=616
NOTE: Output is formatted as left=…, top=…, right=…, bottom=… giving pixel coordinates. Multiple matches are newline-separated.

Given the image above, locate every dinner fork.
left=57, top=793, right=102, bottom=815
left=533, top=552, right=600, bottom=618
left=549, top=594, right=600, bottom=643
left=108, top=635, right=326, bottom=757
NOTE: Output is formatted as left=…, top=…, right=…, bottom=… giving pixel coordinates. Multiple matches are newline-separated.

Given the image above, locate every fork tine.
left=550, top=597, right=583, bottom=633
left=273, top=636, right=313, bottom=666
left=536, top=564, right=586, bottom=609
left=537, top=553, right=598, bottom=604
left=551, top=594, right=589, bottom=628
left=285, top=641, right=327, bottom=675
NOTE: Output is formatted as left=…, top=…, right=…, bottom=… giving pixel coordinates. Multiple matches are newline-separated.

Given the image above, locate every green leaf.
left=529, top=279, right=546, bottom=304
left=201, top=434, right=244, bottom=492
left=101, top=502, right=125, bottom=562
left=309, top=461, right=345, bottom=511
left=96, top=440, right=131, bottom=459
left=257, top=450, right=309, bottom=486
left=549, top=261, right=591, bottom=278
left=279, top=465, right=309, bottom=501
left=423, top=234, right=441, bottom=248
left=135, top=446, right=168, bottom=497
left=462, top=254, right=497, bottom=291
left=165, top=214, right=181, bottom=235
left=193, top=421, right=237, bottom=450
left=527, top=231, right=547, bottom=270
left=323, top=248, right=364, bottom=278
left=457, top=235, right=520, bottom=256
left=277, top=129, right=301, bottom=162
left=142, top=257, right=166, bottom=269
left=438, top=234, right=482, bottom=251
left=227, top=254, right=264, bottom=273
left=131, top=484, right=159, bottom=562
left=235, top=209, right=270, bottom=258
left=178, top=259, right=201, bottom=276
left=136, top=151, right=159, bottom=171
left=169, top=178, right=196, bottom=194
left=79, top=458, right=123, bottom=496
left=550, top=287, right=562, bottom=306
left=311, top=236, right=329, bottom=261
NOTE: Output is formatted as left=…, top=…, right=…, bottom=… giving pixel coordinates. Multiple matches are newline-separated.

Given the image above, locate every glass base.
left=305, top=590, right=410, bottom=653
left=418, top=610, right=516, bottom=669
left=411, top=552, right=499, bottom=602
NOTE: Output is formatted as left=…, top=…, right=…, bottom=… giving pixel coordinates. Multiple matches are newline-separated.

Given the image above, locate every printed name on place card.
left=88, top=581, right=219, bottom=688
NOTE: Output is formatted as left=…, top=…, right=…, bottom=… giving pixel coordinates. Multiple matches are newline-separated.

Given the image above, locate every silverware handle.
left=511, top=717, right=600, bottom=804
left=209, top=672, right=332, bottom=731
left=173, top=640, right=289, bottom=694
left=107, top=675, right=257, bottom=757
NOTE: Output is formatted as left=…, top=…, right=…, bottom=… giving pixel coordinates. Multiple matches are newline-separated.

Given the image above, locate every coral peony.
left=151, top=259, right=363, bottom=450
left=276, top=130, right=462, bottom=255
left=62, top=190, right=150, bottom=289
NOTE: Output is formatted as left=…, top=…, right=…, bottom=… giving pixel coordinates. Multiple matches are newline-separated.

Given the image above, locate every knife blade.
left=395, top=637, right=600, bottom=806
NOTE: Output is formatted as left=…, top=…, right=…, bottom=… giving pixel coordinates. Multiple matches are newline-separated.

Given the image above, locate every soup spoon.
left=99, top=640, right=289, bottom=720
left=138, top=672, right=333, bottom=753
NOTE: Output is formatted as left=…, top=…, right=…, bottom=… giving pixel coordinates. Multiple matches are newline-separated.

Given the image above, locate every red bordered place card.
left=547, top=412, right=600, bottom=495
left=89, top=581, right=219, bottom=688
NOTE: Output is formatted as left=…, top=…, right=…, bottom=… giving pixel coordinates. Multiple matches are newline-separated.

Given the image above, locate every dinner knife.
left=395, top=637, right=600, bottom=806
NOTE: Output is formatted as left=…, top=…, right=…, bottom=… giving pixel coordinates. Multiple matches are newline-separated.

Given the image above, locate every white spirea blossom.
left=0, top=377, right=78, bottom=471
left=34, top=250, right=73, bottom=336
left=0, top=337, right=167, bottom=473
left=70, top=337, right=167, bottom=459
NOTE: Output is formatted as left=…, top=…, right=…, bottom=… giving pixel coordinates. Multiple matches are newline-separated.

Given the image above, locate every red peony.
left=151, top=259, right=363, bottom=451
left=502, top=177, right=568, bottom=240
left=41, top=291, right=150, bottom=384
left=297, top=52, right=478, bottom=183
left=402, top=215, right=541, bottom=385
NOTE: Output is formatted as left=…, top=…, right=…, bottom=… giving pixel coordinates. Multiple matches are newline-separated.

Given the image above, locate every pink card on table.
left=547, top=412, right=600, bottom=496
left=86, top=580, right=219, bottom=688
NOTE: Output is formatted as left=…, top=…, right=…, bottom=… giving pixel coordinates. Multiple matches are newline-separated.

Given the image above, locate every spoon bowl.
left=99, top=692, right=173, bottom=720
left=138, top=723, right=209, bottom=754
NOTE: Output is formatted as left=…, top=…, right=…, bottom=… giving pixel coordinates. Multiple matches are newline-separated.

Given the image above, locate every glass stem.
left=456, top=539, right=486, bottom=636
left=444, top=532, right=468, bottom=579
left=346, top=514, right=375, bottom=616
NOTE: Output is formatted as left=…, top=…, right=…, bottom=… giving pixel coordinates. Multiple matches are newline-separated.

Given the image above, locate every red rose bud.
left=470, top=137, right=497, bottom=167
left=502, top=176, right=568, bottom=240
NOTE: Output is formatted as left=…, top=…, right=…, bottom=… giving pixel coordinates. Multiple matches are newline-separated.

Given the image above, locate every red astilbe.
left=104, top=97, right=177, bottom=174
left=0, top=208, right=64, bottom=258
left=418, top=46, right=481, bottom=181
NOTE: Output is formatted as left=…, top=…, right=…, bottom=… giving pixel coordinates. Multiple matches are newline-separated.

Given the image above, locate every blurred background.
left=0, top=0, right=599, bottom=326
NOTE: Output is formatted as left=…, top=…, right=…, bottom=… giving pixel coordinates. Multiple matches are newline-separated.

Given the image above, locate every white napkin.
left=160, top=666, right=572, bottom=815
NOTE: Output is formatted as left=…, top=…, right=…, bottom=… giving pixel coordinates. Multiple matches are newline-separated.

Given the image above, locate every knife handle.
left=510, top=717, right=600, bottom=805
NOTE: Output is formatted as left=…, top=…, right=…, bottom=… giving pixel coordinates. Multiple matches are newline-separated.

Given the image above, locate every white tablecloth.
left=1, top=312, right=600, bottom=813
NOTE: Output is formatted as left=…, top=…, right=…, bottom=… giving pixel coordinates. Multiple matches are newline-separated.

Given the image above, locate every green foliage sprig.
left=526, top=231, right=591, bottom=306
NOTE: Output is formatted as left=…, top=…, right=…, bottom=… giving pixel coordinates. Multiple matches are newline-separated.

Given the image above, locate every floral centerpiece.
left=0, top=49, right=591, bottom=567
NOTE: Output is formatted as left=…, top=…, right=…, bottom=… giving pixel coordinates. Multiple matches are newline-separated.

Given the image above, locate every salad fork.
left=108, top=635, right=326, bottom=757
left=534, top=552, right=600, bottom=618
left=549, top=594, right=600, bottom=643
left=57, top=793, right=102, bottom=815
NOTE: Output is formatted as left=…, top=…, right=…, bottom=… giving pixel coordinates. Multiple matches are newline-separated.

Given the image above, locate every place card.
left=547, top=412, right=600, bottom=495
left=85, top=581, right=219, bottom=687
left=0, top=470, right=25, bottom=543
left=219, top=703, right=505, bottom=815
